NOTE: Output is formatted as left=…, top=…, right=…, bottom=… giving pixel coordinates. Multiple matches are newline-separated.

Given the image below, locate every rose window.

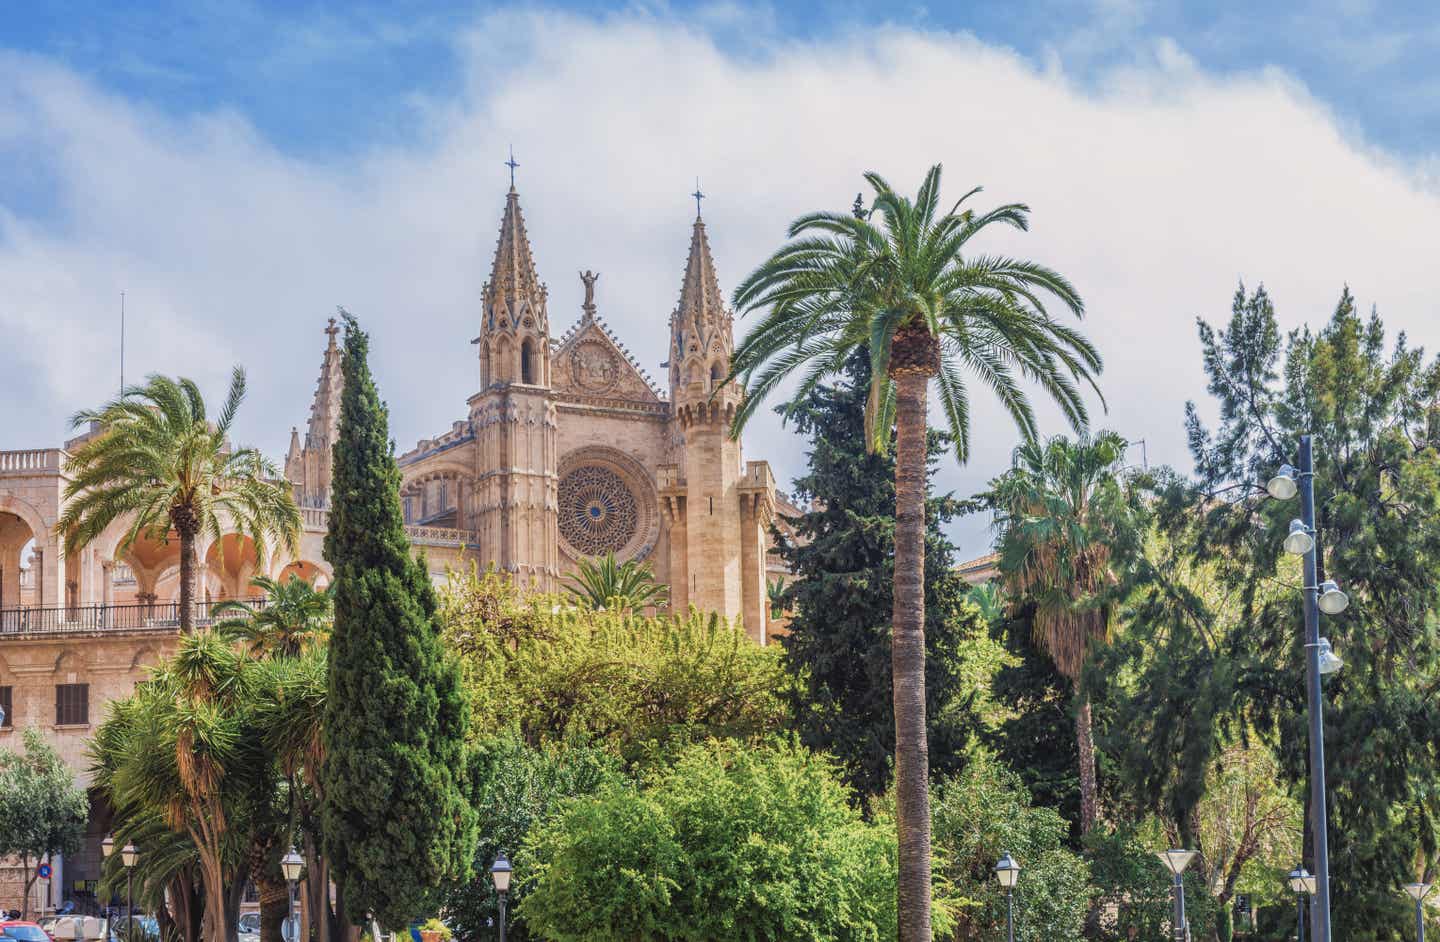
left=558, top=465, right=639, bottom=556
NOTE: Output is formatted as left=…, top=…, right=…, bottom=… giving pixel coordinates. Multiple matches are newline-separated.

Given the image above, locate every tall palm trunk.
left=1075, top=695, right=1098, bottom=834
left=890, top=328, right=937, bottom=942
left=174, top=505, right=200, bottom=633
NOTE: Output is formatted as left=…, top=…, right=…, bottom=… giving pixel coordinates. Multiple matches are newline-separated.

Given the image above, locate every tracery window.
left=558, top=465, right=639, bottom=556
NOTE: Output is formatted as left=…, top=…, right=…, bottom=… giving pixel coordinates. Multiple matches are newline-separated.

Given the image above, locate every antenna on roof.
left=120, top=290, right=126, bottom=396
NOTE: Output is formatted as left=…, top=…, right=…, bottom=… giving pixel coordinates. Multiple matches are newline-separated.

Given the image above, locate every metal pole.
left=1296, top=894, right=1305, bottom=942
left=1299, top=435, right=1332, bottom=942
left=1418, top=895, right=1426, bottom=942
left=497, top=892, right=507, bottom=942
left=126, top=870, right=133, bottom=932
left=1005, top=888, right=1014, bottom=942
left=288, top=880, right=296, bottom=942
left=1174, top=872, right=1187, bottom=942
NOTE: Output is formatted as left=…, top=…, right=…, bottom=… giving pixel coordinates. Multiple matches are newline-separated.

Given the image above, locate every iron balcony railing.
left=0, top=597, right=268, bottom=636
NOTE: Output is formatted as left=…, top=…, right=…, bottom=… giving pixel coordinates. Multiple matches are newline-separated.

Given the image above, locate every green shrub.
left=519, top=739, right=953, bottom=941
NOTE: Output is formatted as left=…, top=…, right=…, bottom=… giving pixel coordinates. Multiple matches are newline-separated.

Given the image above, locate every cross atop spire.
left=506, top=146, right=519, bottom=190
left=692, top=178, right=705, bottom=218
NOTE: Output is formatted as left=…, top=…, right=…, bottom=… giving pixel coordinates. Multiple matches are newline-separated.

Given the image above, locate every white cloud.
left=3, top=11, right=1440, bottom=556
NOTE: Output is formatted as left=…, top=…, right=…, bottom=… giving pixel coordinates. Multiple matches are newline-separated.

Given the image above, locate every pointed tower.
left=662, top=207, right=771, bottom=637
left=289, top=317, right=344, bottom=508
left=466, top=183, right=559, bottom=590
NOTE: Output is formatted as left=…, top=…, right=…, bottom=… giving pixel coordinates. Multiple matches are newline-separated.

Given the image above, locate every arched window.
left=521, top=338, right=535, bottom=384
left=709, top=361, right=723, bottom=384
left=480, top=343, right=492, bottom=388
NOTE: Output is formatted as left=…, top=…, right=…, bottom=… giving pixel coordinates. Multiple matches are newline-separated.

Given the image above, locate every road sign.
left=36, top=863, right=52, bottom=879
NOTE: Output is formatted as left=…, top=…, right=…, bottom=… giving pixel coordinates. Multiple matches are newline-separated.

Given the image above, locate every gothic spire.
left=305, top=317, right=343, bottom=450
left=673, top=214, right=728, bottom=342
left=484, top=185, right=547, bottom=327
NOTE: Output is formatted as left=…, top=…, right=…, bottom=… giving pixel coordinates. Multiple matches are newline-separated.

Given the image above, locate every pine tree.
left=776, top=353, right=978, bottom=797
left=320, top=314, right=477, bottom=928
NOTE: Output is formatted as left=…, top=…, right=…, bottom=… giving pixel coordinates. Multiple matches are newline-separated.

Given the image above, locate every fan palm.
left=984, top=430, right=1146, bottom=834
left=215, top=574, right=332, bottom=659
left=58, top=368, right=301, bottom=633
left=730, top=165, right=1101, bottom=940
left=565, top=551, right=668, bottom=611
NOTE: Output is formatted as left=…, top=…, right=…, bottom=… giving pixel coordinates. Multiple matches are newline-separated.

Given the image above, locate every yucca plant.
left=729, top=165, right=1100, bottom=941
left=564, top=551, right=668, bottom=611
left=58, top=369, right=301, bottom=632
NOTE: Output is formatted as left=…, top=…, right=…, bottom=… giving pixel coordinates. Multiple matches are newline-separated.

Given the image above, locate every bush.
left=441, top=736, right=617, bottom=942
left=440, top=567, right=790, bottom=764
left=519, top=739, right=953, bottom=941
left=929, top=751, right=1091, bottom=941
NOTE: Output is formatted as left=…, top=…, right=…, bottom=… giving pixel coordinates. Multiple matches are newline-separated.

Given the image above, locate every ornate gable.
left=553, top=316, right=664, bottom=407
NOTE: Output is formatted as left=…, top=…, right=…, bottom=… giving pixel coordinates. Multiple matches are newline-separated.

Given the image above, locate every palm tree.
left=58, top=369, right=301, bottom=633
left=729, top=165, right=1100, bottom=940
left=215, top=574, right=332, bottom=659
left=983, top=430, right=1146, bottom=834
left=98, top=629, right=258, bottom=942
left=565, top=551, right=668, bottom=611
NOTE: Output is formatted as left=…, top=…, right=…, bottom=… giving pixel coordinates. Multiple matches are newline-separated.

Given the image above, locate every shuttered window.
left=55, top=683, right=89, bottom=726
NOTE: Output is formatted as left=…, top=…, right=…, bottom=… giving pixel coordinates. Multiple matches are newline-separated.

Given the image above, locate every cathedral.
left=284, top=181, right=793, bottom=643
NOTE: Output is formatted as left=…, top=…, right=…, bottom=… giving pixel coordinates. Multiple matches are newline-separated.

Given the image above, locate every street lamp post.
left=994, top=853, right=1020, bottom=942
left=100, top=836, right=116, bottom=942
left=1158, top=850, right=1197, bottom=942
left=120, top=844, right=138, bottom=936
left=280, top=847, right=304, bottom=942
left=1268, top=438, right=1348, bottom=942
left=1404, top=883, right=1432, bottom=942
left=490, top=852, right=512, bottom=942
left=1287, top=867, right=1315, bottom=942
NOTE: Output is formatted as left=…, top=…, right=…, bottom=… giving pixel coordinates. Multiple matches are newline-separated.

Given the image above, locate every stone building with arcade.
left=0, top=181, right=797, bottom=912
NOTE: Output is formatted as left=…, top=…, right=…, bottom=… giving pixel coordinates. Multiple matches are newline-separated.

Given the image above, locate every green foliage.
left=977, top=430, right=1150, bottom=835
left=214, top=574, right=332, bottom=658
left=520, top=739, right=952, bottom=942
left=1084, top=826, right=1218, bottom=941
left=1094, top=283, right=1440, bottom=936
left=773, top=353, right=980, bottom=796
left=320, top=314, right=477, bottom=928
left=441, top=736, right=618, bottom=942
left=728, top=164, right=1100, bottom=463
left=0, top=728, right=89, bottom=914
left=929, top=751, right=1090, bottom=942
left=58, top=368, right=300, bottom=631
left=418, top=919, right=452, bottom=941
left=563, top=551, right=668, bottom=611
left=440, top=566, right=789, bottom=765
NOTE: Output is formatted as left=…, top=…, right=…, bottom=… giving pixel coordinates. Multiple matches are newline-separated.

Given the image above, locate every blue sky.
left=8, top=1, right=1439, bottom=172
left=4, top=2, right=1440, bottom=557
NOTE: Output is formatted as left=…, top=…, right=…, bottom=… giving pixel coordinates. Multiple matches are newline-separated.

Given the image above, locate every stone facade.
left=297, top=183, right=789, bottom=638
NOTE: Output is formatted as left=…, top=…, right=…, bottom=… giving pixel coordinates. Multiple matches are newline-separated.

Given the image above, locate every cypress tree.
left=776, top=352, right=978, bottom=797
left=321, top=314, right=477, bottom=927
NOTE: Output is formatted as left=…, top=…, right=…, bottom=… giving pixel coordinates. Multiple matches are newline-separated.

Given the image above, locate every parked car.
left=34, top=917, right=61, bottom=941
left=1, top=921, right=56, bottom=942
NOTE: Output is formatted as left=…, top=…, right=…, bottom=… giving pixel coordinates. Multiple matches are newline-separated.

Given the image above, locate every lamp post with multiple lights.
left=280, top=847, right=304, bottom=942
left=1287, top=867, right=1316, bottom=942
left=490, top=852, right=512, bottom=942
left=1157, top=850, right=1197, bottom=942
left=1404, top=883, right=1432, bottom=942
left=1268, top=439, right=1348, bottom=942
left=994, top=853, right=1020, bottom=942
